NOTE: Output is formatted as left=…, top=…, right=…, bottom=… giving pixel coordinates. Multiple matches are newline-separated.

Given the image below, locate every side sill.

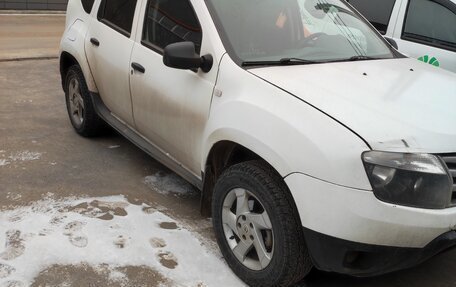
left=90, top=92, right=203, bottom=190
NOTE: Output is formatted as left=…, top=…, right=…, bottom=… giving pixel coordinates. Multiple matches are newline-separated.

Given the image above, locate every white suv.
left=347, top=0, right=456, bottom=72
left=60, top=0, right=456, bottom=286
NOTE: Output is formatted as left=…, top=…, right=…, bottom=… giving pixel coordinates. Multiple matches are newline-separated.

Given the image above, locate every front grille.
left=441, top=154, right=456, bottom=205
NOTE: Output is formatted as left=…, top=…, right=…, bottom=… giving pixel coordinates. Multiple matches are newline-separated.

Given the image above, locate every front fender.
left=203, top=56, right=372, bottom=190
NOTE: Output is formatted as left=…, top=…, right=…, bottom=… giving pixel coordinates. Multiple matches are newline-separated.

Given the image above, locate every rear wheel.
left=212, top=160, right=312, bottom=286
left=64, top=65, right=104, bottom=137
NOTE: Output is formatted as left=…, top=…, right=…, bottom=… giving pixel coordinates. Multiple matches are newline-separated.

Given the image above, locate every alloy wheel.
left=68, top=76, right=84, bottom=127
left=222, top=188, right=274, bottom=271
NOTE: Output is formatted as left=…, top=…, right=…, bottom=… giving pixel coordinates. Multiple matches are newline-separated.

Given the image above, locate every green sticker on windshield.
left=418, top=55, right=440, bottom=67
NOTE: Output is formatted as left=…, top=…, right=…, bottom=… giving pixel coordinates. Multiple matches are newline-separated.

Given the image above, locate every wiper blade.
left=241, top=61, right=279, bottom=66
left=347, top=55, right=380, bottom=61
left=241, top=58, right=318, bottom=67
left=279, top=57, right=318, bottom=64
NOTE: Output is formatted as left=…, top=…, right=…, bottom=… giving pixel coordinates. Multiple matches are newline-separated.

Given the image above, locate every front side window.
left=346, top=0, right=396, bottom=34
left=206, top=0, right=395, bottom=65
left=142, top=0, right=202, bottom=53
left=402, top=0, right=456, bottom=51
left=98, top=0, right=138, bottom=35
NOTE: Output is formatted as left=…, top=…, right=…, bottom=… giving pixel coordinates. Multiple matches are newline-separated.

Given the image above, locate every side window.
left=98, top=0, right=138, bottom=36
left=81, top=0, right=95, bottom=14
left=402, top=0, right=456, bottom=51
left=142, top=0, right=202, bottom=54
left=346, top=0, right=396, bottom=34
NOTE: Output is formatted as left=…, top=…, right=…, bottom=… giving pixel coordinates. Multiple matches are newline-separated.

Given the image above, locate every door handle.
left=131, top=62, right=145, bottom=74
left=90, top=38, right=100, bottom=47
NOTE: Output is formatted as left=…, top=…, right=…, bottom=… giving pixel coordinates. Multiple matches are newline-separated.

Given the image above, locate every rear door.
left=392, top=0, right=456, bottom=72
left=85, top=0, right=140, bottom=127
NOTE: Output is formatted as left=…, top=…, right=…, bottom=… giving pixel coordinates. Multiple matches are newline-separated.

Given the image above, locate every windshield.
left=206, top=0, right=396, bottom=65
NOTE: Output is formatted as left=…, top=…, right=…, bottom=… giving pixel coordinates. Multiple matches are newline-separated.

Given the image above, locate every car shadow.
left=296, top=247, right=456, bottom=287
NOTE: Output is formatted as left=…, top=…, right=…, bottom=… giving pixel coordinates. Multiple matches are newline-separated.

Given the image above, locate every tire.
left=64, top=65, right=105, bottom=137
left=212, top=160, right=312, bottom=287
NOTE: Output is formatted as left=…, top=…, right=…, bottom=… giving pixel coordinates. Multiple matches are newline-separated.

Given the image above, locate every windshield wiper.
left=346, top=55, right=381, bottom=61
left=242, top=58, right=318, bottom=67
left=279, top=57, right=318, bottom=64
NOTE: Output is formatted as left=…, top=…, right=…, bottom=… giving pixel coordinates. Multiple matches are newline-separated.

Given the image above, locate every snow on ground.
left=0, top=151, right=42, bottom=167
left=144, top=172, right=197, bottom=197
left=5, top=192, right=21, bottom=201
left=0, top=160, right=8, bottom=167
left=7, top=151, right=41, bottom=162
left=0, top=196, right=244, bottom=287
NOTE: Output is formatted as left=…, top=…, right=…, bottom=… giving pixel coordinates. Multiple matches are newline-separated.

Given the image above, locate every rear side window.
left=403, top=0, right=456, bottom=51
left=142, top=0, right=202, bottom=54
left=81, top=0, right=95, bottom=14
left=346, top=0, right=396, bottom=34
left=98, top=0, right=138, bottom=36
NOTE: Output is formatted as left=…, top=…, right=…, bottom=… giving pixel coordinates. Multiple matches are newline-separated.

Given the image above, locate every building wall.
left=0, top=0, right=68, bottom=10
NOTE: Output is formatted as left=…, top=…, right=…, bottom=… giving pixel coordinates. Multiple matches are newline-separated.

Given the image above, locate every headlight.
left=362, top=151, right=453, bottom=209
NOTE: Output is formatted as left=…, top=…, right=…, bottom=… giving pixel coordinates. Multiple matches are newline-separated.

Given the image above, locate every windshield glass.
left=206, top=0, right=395, bottom=64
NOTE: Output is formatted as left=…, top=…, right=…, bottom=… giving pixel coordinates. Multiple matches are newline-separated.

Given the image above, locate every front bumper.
left=285, top=172, right=456, bottom=248
left=303, top=227, right=456, bottom=276
left=285, top=172, right=456, bottom=276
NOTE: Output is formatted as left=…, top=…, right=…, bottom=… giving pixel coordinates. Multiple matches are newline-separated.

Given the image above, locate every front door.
left=85, top=0, right=139, bottom=127
left=130, top=0, right=217, bottom=176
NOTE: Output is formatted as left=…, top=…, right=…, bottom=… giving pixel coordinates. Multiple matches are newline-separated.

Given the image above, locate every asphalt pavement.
left=0, top=14, right=455, bottom=287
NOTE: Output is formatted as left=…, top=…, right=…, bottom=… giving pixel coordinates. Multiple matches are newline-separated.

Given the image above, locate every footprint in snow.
left=49, top=214, right=67, bottom=226
left=37, top=214, right=66, bottom=236
left=38, top=228, right=54, bottom=236
left=69, top=235, right=89, bottom=248
left=142, top=206, right=157, bottom=214
left=7, top=211, right=26, bottom=223
left=0, top=263, right=15, bottom=278
left=67, top=200, right=128, bottom=221
left=63, top=221, right=88, bottom=248
left=114, top=235, right=128, bottom=249
left=149, top=237, right=167, bottom=248
left=159, top=222, right=178, bottom=230
left=0, top=230, right=25, bottom=261
left=63, top=221, right=85, bottom=235
left=158, top=251, right=178, bottom=269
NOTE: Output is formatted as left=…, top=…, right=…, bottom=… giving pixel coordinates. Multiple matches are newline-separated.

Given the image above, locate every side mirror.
left=163, top=42, right=213, bottom=73
left=384, top=37, right=398, bottom=50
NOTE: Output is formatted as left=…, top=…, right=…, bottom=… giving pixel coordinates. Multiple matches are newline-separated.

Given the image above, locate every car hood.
left=250, top=58, right=456, bottom=153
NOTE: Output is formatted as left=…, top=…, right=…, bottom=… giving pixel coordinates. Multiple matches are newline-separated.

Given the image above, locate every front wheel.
left=212, top=161, right=312, bottom=287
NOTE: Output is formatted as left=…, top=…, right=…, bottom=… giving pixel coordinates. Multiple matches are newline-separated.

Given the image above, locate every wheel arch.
left=59, top=17, right=98, bottom=93
left=200, top=135, right=292, bottom=217
left=59, top=47, right=98, bottom=93
left=60, top=51, right=79, bottom=90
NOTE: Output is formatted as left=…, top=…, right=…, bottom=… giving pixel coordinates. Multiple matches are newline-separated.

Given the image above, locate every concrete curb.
left=0, top=10, right=65, bottom=15
left=0, top=56, right=58, bottom=63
